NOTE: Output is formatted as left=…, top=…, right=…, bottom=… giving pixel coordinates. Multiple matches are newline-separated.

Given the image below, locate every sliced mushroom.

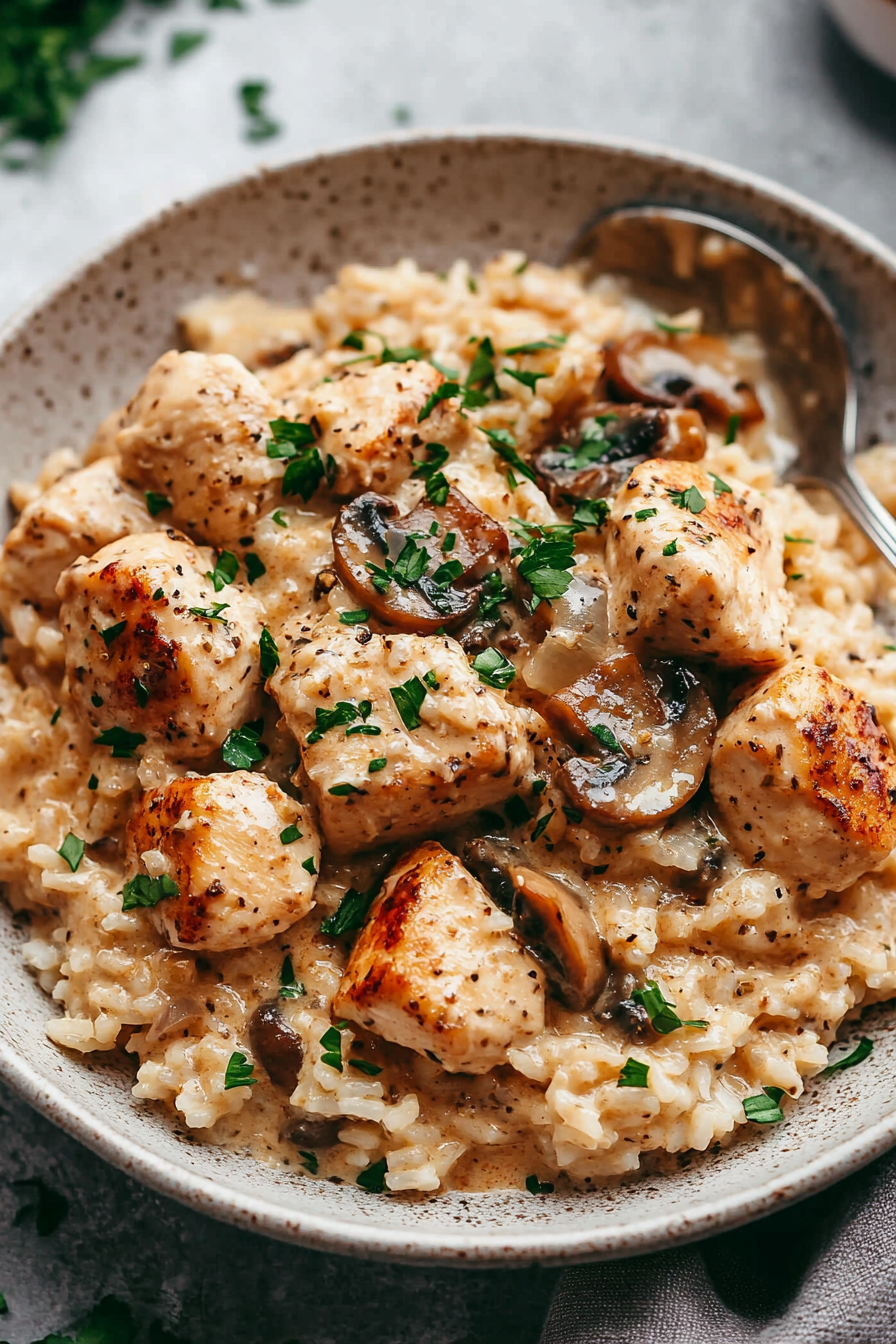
left=248, top=1000, right=305, bottom=1091
left=462, top=837, right=606, bottom=1011
left=534, top=403, right=706, bottom=505
left=604, top=331, right=765, bottom=431
left=594, top=969, right=653, bottom=1040
left=331, top=487, right=509, bottom=633
left=543, top=651, right=716, bottom=828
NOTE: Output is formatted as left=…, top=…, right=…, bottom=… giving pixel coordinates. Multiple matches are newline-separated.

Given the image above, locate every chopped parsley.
left=321, top=882, right=379, bottom=937
left=152, top=587, right=164, bottom=600
left=504, top=335, right=566, bottom=355
left=221, top=719, right=268, bottom=769
left=94, top=727, right=145, bottom=758
left=390, top=675, right=430, bottom=730
left=145, top=490, right=172, bottom=517
left=667, top=485, right=706, bottom=514
left=820, top=1036, right=873, bottom=1078
left=743, top=1087, right=785, bottom=1124
left=302, top=855, right=317, bottom=875
left=655, top=317, right=696, bottom=335
left=411, top=441, right=450, bottom=505
left=481, top=427, right=537, bottom=484
left=617, top=1058, right=650, bottom=1088
left=561, top=805, right=583, bottom=824
left=432, top=558, right=463, bottom=587
left=299, top=1150, right=319, bottom=1174
left=417, top=381, right=461, bottom=423
left=525, top=1174, right=555, bottom=1195
left=259, top=627, right=280, bottom=679
left=278, top=953, right=305, bottom=999
left=785, top=534, right=813, bottom=544
left=319, top=1022, right=347, bottom=1071
left=531, top=810, right=555, bottom=842
left=99, top=621, right=126, bottom=646
left=505, top=795, right=531, bottom=827
left=463, top=336, right=501, bottom=407
left=472, top=647, right=516, bottom=690
left=245, top=552, right=266, bottom=584
left=238, top=79, right=280, bottom=142
left=339, top=609, right=369, bottom=625
left=328, top=783, right=360, bottom=796
left=662, top=538, right=679, bottom=556
left=573, top=498, right=609, bottom=530
left=207, top=550, right=239, bottom=592
left=478, top=571, right=512, bottom=618
left=356, top=1157, right=388, bottom=1193
left=224, top=1050, right=259, bottom=1089
left=91, top=692, right=104, bottom=708
left=339, top=329, right=422, bottom=365
left=631, top=980, right=708, bottom=1035
left=57, top=833, right=85, bottom=873
left=282, top=446, right=332, bottom=502
left=516, top=531, right=576, bottom=607
left=441, top=531, right=456, bottom=553
left=271, top=509, right=288, bottom=528
left=591, top=723, right=623, bottom=753
left=50, top=706, right=61, bottom=726
left=708, top=472, right=732, bottom=496
left=368, top=756, right=387, bottom=773
left=635, top=508, right=658, bottom=521
left=725, top=413, right=741, bottom=445
left=350, top=1058, right=383, bottom=1076
left=121, top=872, right=178, bottom=912
left=87, top=774, right=98, bottom=791
left=504, top=367, right=547, bottom=392
left=306, top=700, right=364, bottom=744
left=133, top=678, right=149, bottom=708
left=170, top=30, right=207, bottom=62
left=345, top=723, right=381, bottom=737
left=392, top=536, right=430, bottom=587
left=279, top=825, right=302, bottom=845
left=188, top=602, right=230, bottom=623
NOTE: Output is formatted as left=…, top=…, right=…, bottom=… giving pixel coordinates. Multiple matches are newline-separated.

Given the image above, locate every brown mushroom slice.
left=331, top=487, right=508, bottom=633
left=534, top=403, right=706, bottom=505
left=249, top=1000, right=305, bottom=1091
left=604, top=331, right=764, bottom=431
left=544, top=652, right=716, bottom=828
left=508, top=865, right=607, bottom=1011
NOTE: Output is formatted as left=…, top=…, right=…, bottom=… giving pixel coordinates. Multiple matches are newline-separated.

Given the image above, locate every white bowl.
left=3, top=131, right=896, bottom=1265
left=825, top=0, right=896, bottom=79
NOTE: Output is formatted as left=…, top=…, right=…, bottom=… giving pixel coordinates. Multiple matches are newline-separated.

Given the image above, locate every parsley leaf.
left=339, top=609, right=369, bottom=625
left=708, top=472, right=732, bottom=496
left=224, top=1051, right=259, bottom=1089
left=94, top=727, right=145, bottom=759
left=472, top=647, right=516, bottom=689
left=121, top=873, right=178, bottom=912
left=279, top=953, right=305, bottom=999
left=667, top=485, right=706, bottom=514
left=267, top=418, right=317, bottom=458
left=356, top=1157, right=388, bottom=1193
left=271, top=509, right=288, bottom=527
left=635, top=507, right=658, bottom=521
left=350, top=1058, right=383, bottom=1076
left=302, top=855, right=317, bottom=875
left=743, top=1087, right=785, bottom=1124
left=572, top=498, right=609, bottom=530
left=222, top=719, right=268, bottom=769
left=392, top=536, right=430, bottom=587
left=321, top=883, right=379, bottom=936
left=259, top=627, right=280, bottom=679
left=207, top=550, right=239, bottom=592
left=243, top=552, right=265, bottom=585
left=531, top=810, right=555, bottom=842
left=410, top=442, right=451, bottom=504
left=144, top=490, right=171, bottom=517
left=725, top=413, right=741, bottom=445
left=432, top=558, right=464, bottom=587
left=504, top=367, right=547, bottom=392
left=617, top=1058, right=650, bottom=1088
left=631, top=980, right=708, bottom=1034
left=188, top=602, right=229, bottom=623
left=463, top=336, right=500, bottom=406
left=319, top=1022, right=346, bottom=1071
left=328, top=783, right=360, bottom=796
left=525, top=1174, right=555, bottom=1194
left=481, top=427, right=537, bottom=484
left=390, top=675, right=430, bottom=730
left=170, top=30, right=207, bottom=62
left=299, top=1150, right=319, bottom=1174
left=820, top=1036, right=873, bottom=1078
left=504, top=335, right=566, bottom=355
left=279, top=825, right=302, bottom=845
left=591, top=723, right=623, bottom=752
left=100, top=621, right=126, bottom=646
left=516, top=533, right=576, bottom=606
left=133, top=678, right=150, bottom=708
left=663, top=538, right=679, bottom=556
left=57, top=833, right=85, bottom=873
left=418, top=382, right=461, bottom=422
left=306, top=701, right=361, bottom=745
left=238, top=79, right=280, bottom=143
left=368, top=756, right=387, bottom=773
left=478, top=571, right=512, bottom=618
left=282, top=447, right=328, bottom=501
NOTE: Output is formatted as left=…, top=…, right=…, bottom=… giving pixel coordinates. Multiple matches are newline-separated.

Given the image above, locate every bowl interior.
left=2, top=132, right=896, bottom=1264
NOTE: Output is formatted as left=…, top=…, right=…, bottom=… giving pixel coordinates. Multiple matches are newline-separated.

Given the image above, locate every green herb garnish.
left=238, top=79, right=280, bottom=142
left=725, top=413, right=741, bottom=445
left=478, top=571, right=512, bottom=618
left=57, top=833, right=85, bottom=873
left=708, top=472, right=732, bottom=496
left=572, top=498, right=609, bottom=530
left=224, top=1050, right=259, bottom=1089
left=356, top=1157, right=388, bottom=1193
left=339, top=609, right=369, bottom=625
left=820, top=1036, right=873, bottom=1078
left=94, top=727, right=145, bottom=758
left=743, top=1087, right=785, bottom=1124
left=306, top=701, right=362, bottom=745
left=634, top=508, right=658, bottom=520
left=319, top=1022, right=346, bottom=1071
left=245, top=552, right=266, bottom=584
left=133, top=678, right=149, bottom=708
left=368, top=756, right=387, bottom=773
left=481, top=427, right=537, bottom=484
left=504, top=335, right=566, bottom=355
left=525, top=1174, right=555, bottom=1194
left=667, top=485, right=706, bottom=514
left=100, top=621, right=126, bottom=646
left=321, top=883, right=379, bottom=937
left=472, top=647, right=516, bottom=689
left=390, top=675, right=429, bottom=730
left=279, top=825, right=302, bottom=845
left=349, top=1058, right=383, bottom=1076
left=145, top=491, right=171, bottom=517
left=259, top=627, right=280, bottom=679
left=222, top=719, right=268, bottom=769
left=207, top=550, right=239, bottom=592
left=531, top=811, right=555, bottom=842
left=302, top=855, right=316, bottom=875
left=121, top=872, right=178, bottom=912
left=617, top=1058, right=650, bottom=1088
left=328, top=783, right=360, bottom=796
left=631, top=980, right=708, bottom=1034
left=170, top=30, right=207, bottom=62
left=188, top=602, right=230, bottom=623
left=418, top=382, right=461, bottom=423
left=299, top=1150, right=319, bottom=1173
left=662, top=538, right=678, bottom=556
left=278, top=953, right=305, bottom=999
left=503, top=367, right=547, bottom=393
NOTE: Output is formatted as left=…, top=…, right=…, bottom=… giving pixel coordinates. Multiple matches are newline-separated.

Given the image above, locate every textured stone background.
left=0, top=1, right=895, bottom=1340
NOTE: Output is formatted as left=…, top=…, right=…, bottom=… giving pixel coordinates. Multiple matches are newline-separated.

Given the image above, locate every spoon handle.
left=819, top=463, right=896, bottom=574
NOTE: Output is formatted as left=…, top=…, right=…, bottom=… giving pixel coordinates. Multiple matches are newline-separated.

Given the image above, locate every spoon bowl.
left=565, top=205, right=896, bottom=569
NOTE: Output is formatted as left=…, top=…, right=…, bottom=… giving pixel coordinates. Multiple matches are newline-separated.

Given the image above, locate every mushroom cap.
left=604, top=331, right=764, bottom=431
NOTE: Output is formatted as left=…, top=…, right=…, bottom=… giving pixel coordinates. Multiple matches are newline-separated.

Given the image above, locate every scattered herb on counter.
left=94, top=726, right=146, bottom=758
left=319, top=1022, right=347, bottom=1071
left=339, top=608, right=369, bottom=625
left=100, top=621, right=126, bottom=646
left=356, top=1157, right=388, bottom=1193
left=188, top=602, right=230, bottom=623
left=245, top=552, right=266, bottom=584
left=390, top=675, right=430, bottom=730
left=525, top=1174, right=555, bottom=1195
left=238, top=79, right=280, bottom=142
left=632, top=980, right=708, bottom=1035
left=279, top=825, right=302, bottom=846
left=617, top=1058, right=650, bottom=1088
left=278, top=953, right=305, bottom=998
left=224, top=1051, right=258, bottom=1089
left=350, top=1058, right=383, bottom=1076
left=299, top=1150, right=319, bottom=1174
left=368, top=756, right=387, bottom=773
left=57, top=833, right=85, bottom=873
left=667, top=485, right=706, bottom=515
left=259, top=627, right=280, bottom=679
left=121, top=873, right=178, bottom=912
left=145, top=490, right=171, bottom=517
left=472, top=647, right=516, bottom=690
left=504, top=335, right=566, bottom=355
left=820, top=1036, right=873, bottom=1078
left=222, top=719, right=268, bottom=769
left=207, top=550, right=239, bottom=592
left=481, top=426, right=537, bottom=484
left=169, top=30, right=208, bottom=62
left=708, top=472, right=732, bottom=496
left=725, top=413, right=741, bottom=445
left=743, top=1086, right=785, bottom=1124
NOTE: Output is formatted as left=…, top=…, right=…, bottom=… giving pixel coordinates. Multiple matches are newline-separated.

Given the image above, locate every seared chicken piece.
left=57, top=530, right=263, bottom=760
left=127, top=771, right=319, bottom=950
left=116, top=350, right=283, bottom=548
left=605, top=459, right=790, bottom=668
left=333, top=841, right=545, bottom=1072
left=270, top=622, right=537, bottom=852
left=0, top=459, right=151, bottom=628
left=710, top=662, right=896, bottom=890
left=286, top=360, right=461, bottom=498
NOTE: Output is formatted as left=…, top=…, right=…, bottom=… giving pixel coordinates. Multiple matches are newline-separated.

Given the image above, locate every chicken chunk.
left=285, top=360, right=462, bottom=498
left=0, top=459, right=151, bottom=632
left=710, top=662, right=896, bottom=890
left=605, top=459, right=790, bottom=668
left=270, top=622, right=537, bottom=852
left=57, top=530, right=263, bottom=760
left=127, top=771, right=319, bottom=950
left=115, top=350, right=283, bottom=547
left=333, top=841, right=545, bottom=1072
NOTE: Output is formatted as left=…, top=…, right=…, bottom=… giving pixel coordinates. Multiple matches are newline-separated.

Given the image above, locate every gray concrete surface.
left=0, top=1, right=895, bottom=1339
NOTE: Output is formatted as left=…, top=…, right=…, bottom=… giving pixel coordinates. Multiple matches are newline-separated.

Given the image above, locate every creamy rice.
left=4, top=250, right=896, bottom=1196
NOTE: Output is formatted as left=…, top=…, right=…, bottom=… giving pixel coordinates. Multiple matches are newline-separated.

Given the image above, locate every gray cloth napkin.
left=539, top=1146, right=896, bottom=1344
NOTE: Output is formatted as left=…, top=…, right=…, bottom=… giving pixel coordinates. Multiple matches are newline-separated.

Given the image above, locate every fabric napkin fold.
left=539, top=1144, right=896, bottom=1343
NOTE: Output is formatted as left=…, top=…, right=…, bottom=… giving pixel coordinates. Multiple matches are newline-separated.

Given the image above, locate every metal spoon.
left=563, top=205, right=896, bottom=571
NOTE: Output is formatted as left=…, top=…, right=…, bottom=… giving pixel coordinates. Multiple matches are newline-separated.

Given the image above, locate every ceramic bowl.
left=3, top=132, right=896, bottom=1266
left=824, top=0, right=896, bottom=80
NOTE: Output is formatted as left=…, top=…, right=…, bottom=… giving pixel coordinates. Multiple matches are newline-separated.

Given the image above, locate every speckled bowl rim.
left=3, top=128, right=896, bottom=1265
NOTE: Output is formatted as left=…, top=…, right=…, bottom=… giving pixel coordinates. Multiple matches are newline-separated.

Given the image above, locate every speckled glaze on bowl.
left=2, top=131, right=896, bottom=1266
